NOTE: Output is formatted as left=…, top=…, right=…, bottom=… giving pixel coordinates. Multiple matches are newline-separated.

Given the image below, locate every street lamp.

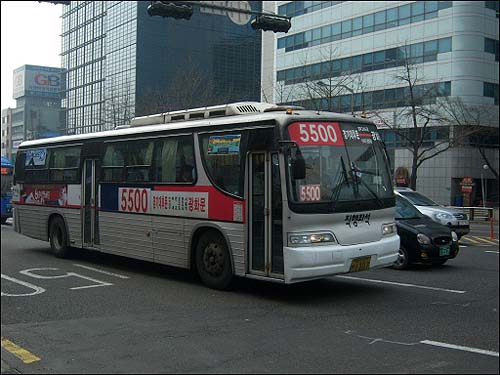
left=316, top=81, right=354, bottom=115
left=481, top=164, right=489, bottom=208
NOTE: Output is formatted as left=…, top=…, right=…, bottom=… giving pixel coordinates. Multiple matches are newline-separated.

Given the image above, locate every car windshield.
left=395, top=196, right=424, bottom=219
left=399, top=191, right=439, bottom=206
left=286, top=121, right=393, bottom=212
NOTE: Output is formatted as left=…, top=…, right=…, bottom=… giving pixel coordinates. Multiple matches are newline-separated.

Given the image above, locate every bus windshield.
left=286, top=121, right=393, bottom=212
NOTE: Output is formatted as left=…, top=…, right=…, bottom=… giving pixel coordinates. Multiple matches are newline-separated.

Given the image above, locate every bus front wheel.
left=195, top=230, right=233, bottom=290
left=49, top=216, right=71, bottom=258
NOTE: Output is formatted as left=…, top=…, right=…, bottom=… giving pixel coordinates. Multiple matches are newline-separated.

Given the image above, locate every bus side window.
left=126, top=140, right=154, bottom=183
left=14, top=152, right=26, bottom=183
left=199, top=132, right=244, bottom=197
left=102, top=143, right=126, bottom=182
left=153, top=138, right=178, bottom=183
left=24, top=148, right=49, bottom=183
left=153, top=136, right=195, bottom=184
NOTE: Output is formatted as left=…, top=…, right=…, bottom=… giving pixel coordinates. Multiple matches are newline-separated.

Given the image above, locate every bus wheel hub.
left=204, top=244, right=223, bottom=275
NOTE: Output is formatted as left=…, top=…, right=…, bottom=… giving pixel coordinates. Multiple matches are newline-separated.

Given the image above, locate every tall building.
left=4, top=65, right=66, bottom=162
left=1, top=108, right=12, bottom=159
left=61, top=1, right=262, bottom=134
left=262, top=1, right=499, bottom=206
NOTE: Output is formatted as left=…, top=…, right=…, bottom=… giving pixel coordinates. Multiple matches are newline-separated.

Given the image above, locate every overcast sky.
left=1, top=1, right=62, bottom=111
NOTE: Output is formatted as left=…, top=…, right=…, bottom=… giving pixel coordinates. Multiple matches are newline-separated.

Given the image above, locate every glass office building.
left=61, top=1, right=262, bottom=134
left=262, top=1, right=499, bottom=206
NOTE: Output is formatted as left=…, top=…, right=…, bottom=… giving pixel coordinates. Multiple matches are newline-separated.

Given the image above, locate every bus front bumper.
left=283, top=235, right=399, bottom=283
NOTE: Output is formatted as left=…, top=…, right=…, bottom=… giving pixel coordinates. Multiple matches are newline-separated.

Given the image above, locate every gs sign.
left=34, top=73, right=60, bottom=87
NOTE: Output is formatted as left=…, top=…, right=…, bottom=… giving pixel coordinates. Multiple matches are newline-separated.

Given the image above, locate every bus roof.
left=18, top=102, right=374, bottom=149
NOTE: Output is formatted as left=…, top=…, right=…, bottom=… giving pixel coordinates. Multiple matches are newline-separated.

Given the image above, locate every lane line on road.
left=485, top=251, right=499, bottom=254
left=469, top=236, right=499, bottom=245
left=421, top=340, right=499, bottom=358
left=1, top=337, right=41, bottom=364
left=73, top=264, right=130, bottom=279
left=336, top=276, right=466, bottom=294
left=460, top=236, right=481, bottom=244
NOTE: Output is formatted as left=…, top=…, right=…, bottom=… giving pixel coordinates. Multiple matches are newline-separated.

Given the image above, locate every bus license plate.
left=439, top=247, right=450, bottom=256
left=350, top=256, right=371, bottom=272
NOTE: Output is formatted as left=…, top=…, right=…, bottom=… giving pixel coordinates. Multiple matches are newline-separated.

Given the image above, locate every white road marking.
left=336, top=275, right=466, bottom=294
left=485, top=251, right=499, bottom=254
left=73, top=264, right=130, bottom=279
left=421, top=340, right=499, bottom=358
left=1, top=274, right=46, bottom=297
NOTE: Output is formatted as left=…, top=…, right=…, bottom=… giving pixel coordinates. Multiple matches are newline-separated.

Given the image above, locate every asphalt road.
left=1, top=223, right=498, bottom=373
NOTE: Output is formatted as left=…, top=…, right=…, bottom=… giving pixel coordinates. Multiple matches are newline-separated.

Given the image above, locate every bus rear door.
left=248, top=152, right=284, bottom=278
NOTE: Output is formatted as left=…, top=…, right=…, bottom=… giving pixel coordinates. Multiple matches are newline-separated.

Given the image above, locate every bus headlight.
left=417, top=233, right=431, bottom=245
left=288, top=232, right=336, bottom=246
left=382, top=223, right=397, bottom=236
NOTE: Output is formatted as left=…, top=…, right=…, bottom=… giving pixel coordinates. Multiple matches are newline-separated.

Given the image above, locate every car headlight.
left=451, top=231, right=458, bottom=242
left=417, top=233, right=431, bottom=245
left=288, top=232, right=336, bottom=246
left=382, top=222, right=397, bottom=236
left=435, top=212, right=453, bottom=220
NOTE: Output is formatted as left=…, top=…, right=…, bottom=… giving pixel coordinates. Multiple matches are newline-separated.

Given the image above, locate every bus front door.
left=82, top=159, right=99, bottom=247
left=248, top=152, right=284, bottom=278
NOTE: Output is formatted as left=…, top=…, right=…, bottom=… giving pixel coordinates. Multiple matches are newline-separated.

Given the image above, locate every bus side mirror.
left=292, top=150, right=306, bottom=180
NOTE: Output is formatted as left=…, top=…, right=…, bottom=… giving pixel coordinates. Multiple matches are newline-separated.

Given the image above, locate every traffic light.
left=37, top=1, right=70, bottom=4
left=251, top=15, right=291, bottom=33
left=147, top=1, right=193, bottom=20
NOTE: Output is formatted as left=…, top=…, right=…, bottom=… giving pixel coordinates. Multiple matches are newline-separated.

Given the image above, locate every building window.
left=277, top=37, right=452, bottom=85
left=278, top=1, right=452, bottom=53
left=484, top=37, right=499, bottom=61
left=484, top=82, right=499, bottom=105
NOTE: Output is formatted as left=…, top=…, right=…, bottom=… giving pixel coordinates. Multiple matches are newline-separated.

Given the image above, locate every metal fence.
left=447, top=206, right=495, bottom=221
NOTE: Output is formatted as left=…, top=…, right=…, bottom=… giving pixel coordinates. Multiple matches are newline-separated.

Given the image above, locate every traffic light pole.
left=147, top=1, right=292, bottom=33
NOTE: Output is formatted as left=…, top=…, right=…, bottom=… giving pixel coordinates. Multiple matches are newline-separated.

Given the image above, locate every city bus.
left=12, top=102, right=399, bottom=289
left=1, top=156, right=14, bottom=224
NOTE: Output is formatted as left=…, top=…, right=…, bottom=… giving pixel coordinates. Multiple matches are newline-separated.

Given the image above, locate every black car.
left=393, top=196, right=460, bottom=270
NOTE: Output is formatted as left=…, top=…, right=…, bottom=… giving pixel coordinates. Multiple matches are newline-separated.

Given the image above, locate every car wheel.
left=195, top=230, right=233, bottom=290
left=392, top=246, right=410, bottom=270
left=432, top=259, right=448, bottom=266
left=49, top=216, right=71, bottom=258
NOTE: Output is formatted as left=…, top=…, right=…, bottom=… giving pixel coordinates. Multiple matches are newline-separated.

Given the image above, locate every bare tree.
left=261, top=73, right=295, bottom=105
left=368, top=45, right=454, bottom=190
left=104, top=79, right=134, bottom=130
left=298, top=46, right=362, bottom=113
left=438, top=96, right=499, bottom=182
left=135, top=57, right=237, bottom=116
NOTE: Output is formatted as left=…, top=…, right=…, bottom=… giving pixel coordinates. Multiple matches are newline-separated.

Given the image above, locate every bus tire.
left=195, top=230, right=233, bottom=290
left=49, top=216, right=71, bottom=258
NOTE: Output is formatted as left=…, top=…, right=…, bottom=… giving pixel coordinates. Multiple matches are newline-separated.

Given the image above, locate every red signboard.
left=288, top=122, right=345, bottom=146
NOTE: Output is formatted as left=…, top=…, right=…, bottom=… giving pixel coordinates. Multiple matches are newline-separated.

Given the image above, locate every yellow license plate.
left=349, top=256, right=371, bottom=272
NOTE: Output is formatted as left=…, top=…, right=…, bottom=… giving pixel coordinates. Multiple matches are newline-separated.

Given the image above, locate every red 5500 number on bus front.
left=119, top=188, right=150, bottom=213
left=288, top=122, right=345, bottom=146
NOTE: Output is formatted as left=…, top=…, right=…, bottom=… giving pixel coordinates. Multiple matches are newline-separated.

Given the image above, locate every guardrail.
left=447, top=206, right=494, bottom=221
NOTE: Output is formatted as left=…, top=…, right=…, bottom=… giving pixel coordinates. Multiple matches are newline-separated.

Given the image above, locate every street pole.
left=481, top=169, right=485, bottom=208
left=482, top=164, right=489, bottom=208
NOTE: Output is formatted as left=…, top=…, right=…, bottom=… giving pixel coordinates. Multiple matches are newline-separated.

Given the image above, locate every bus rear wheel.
left=49, top=216, right=71, bottom=258
left=195, top=230, right=233, bottom=290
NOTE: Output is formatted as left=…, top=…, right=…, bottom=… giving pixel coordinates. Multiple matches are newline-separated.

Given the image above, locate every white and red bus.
left=12, top=102, right=399, bottom=289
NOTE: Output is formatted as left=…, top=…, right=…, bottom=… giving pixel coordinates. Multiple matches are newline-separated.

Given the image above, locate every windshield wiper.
left=350, top=163, right=384, bottom=208
left=329, top=156, right=351, bottom=202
